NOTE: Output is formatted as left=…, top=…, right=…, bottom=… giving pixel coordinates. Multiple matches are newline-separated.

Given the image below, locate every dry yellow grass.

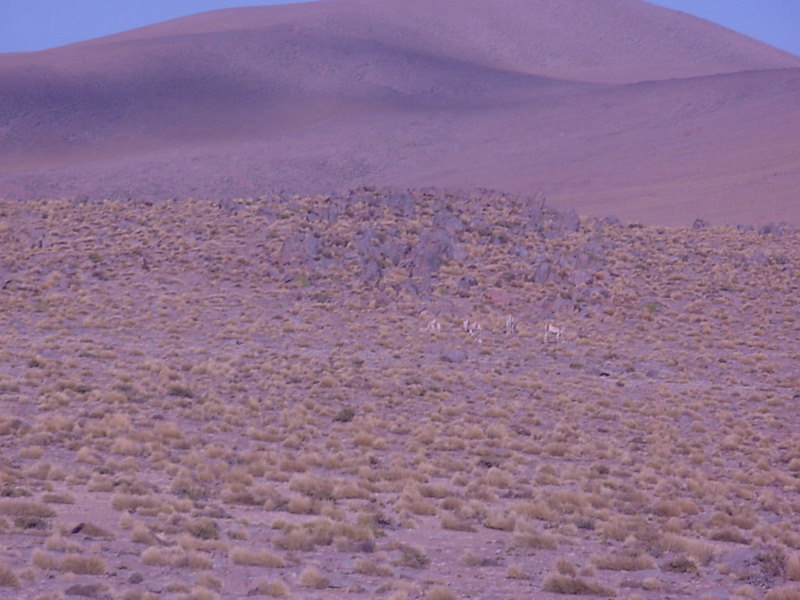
left=506, top=564, right=525, bottom=579
left=0, top=562, right=19, bottom=588
left=541, top=573, right=616, bottom=596
left=0, top=500, right=55, bottom=518
left=425, top=585, right=458, bottom=600
left=354, top=558, right=393, bottom=577
left=298, top=565, right=329, bottom=588
left=249, top=579, right=290, bottom=598
left=592, top=550, right=655, bottom=571
left=1, top=195, right=798, bottom=599
left=766, top=587, right=800, bottom=600
left=228, top=547, right=285, bottom=568
left=60, top=554, right=107, bottom=575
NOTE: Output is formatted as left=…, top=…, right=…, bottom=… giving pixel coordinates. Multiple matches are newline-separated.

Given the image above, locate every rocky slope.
left=0, top=190, right=799, bottom=599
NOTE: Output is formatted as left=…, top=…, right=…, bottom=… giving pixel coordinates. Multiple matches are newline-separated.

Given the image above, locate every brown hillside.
left=0, top=0, right=798, bottom=224
left=1, top=191, right=799, bottom=598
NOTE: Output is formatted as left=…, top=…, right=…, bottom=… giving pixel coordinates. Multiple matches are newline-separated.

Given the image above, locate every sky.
left=646, top=0, right=800, bottom=56
left=0, top=0, right=798, bottom=56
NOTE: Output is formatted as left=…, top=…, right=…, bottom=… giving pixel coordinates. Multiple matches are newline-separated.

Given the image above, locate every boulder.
left=360, top=258, right=383, bottom=284
left=485, top=288, right=511, bottom=308
left=409, top=229, right=458, bottom=278
left=440, top=347, right=468, bottom=363
left=278, top=231, right=320, bottom=265
left=457, top=275, right=477, bottom=291
left=533, top=261, right=553, bottom=284
left=556, top=208, right=580, bottom=233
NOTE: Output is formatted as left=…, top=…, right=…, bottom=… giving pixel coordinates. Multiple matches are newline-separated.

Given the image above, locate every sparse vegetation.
left=0, top=192, right=797, bottom=599
left=542, top=573, right=616, bottom=596
left=298, top=565, right=329, bottom=588
left=0, top=562, right=20, bottom=588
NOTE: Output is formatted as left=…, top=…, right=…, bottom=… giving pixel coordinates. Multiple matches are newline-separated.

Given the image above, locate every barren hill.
left=1, top=0, right=799, bottom=224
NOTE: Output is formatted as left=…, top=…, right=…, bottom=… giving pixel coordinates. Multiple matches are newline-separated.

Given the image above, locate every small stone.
left=440, top=348, right=468, bottom=363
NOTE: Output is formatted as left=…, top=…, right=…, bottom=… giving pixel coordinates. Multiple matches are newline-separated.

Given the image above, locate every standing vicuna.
left=425, top=318, right=442, bottom=333
left=505, top=315, right=517, bottom=335
left=543, top=322, right=565, bottom=344
left=463, top=317, right=482, bottom=344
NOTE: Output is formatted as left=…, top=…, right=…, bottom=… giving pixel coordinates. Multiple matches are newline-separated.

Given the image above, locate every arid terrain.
left=2, top=1, right=800, bottom=598
left=1, top=190, right=799, bottom=599
left=1, top=0, right=800, bottom=224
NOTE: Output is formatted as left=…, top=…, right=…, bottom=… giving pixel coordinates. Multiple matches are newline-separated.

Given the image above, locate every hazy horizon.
left=1, top=0, right=798, bottom=56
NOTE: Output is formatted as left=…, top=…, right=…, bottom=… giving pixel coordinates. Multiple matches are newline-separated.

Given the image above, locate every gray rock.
left=557, top=208, right=580, bottom=233
left=218, top=198, right=240, bottom=214
left=65, top=584, right=110, bottom=599
left=278, top=231, right=320, bottom=265
left=255, top=204, right=277, bottom=221
left=322, top=195, right=346, bottom=223
left=569, top=269, right=591, bottom=286
left=458, top=275, right=478, bottom=292
left=360, top=258, right=382, bottom=284
left=433, top=209, right=464, bottom=234
left=384, top=190, right=414, bottom=216
left=380, top=240, right=408, bottom=265
left=451, top=245, right=467, bottom=261
left=440, top=348, right=468, bottom=363
left=409, top=229, right=457, bottom=278
left=521, top=193, right=545, bottom=226
left=577, top=286, right=611, bottom=303
left=354, top=227, right=378, bottom=257
left=511, top=245, right=529, bottom=259
left=533, top=261, right=553, bottom=284
left=759, top=222, right=796, bottom=236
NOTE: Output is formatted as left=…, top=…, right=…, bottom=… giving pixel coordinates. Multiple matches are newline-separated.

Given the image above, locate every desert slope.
left=0, top=0, right=799, bottom=224
left=0, top=191, right=799, bottom=598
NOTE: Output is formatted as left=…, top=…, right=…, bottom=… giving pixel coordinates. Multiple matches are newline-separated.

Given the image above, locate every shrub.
left=228, top=547, right=284, bottom=568
left=440, top=513, right=474, bottom=532
left=298, top=565, right=329, bottom=588
left=61, top=554, right=107, bottom=575
left=167, top=385, right=194, bottom=398
left=42, top=492, right=75, bottom=504
left=141, top=547, right=185, bottom=567
left=766, top=587, right=800, bottom=600
left=506, top=564, right=525, bottom=579
left=556, top=557, right=577, bottom=576
left=662, top=556, right=698, bottom=573
left=513, top=527, right=558, bottom=550
left=592, top=550, right=655, bottom=571
left=787, top=553, right=800, bottom=580
left=541, top=573, right=616, bottom=596
left=483, top=510, right=515, bottom=531
left=187, top=552, right=214, bottom=570
left=425, top=585, right=458, bottom=600
left=354, top=558, right=393, bottom=577
left=250, top=579, right=290, bottom=598
left=0, top=562, right=19, bottom=588
left=0, top=500, right=55, bottom=518
left=186, top=518, right=218, bottom=540
left=78, top=522, right=115, bottom=539
left=391, top=543, right=430, bottom=569
left=31, top=549, right=59, bottom=570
